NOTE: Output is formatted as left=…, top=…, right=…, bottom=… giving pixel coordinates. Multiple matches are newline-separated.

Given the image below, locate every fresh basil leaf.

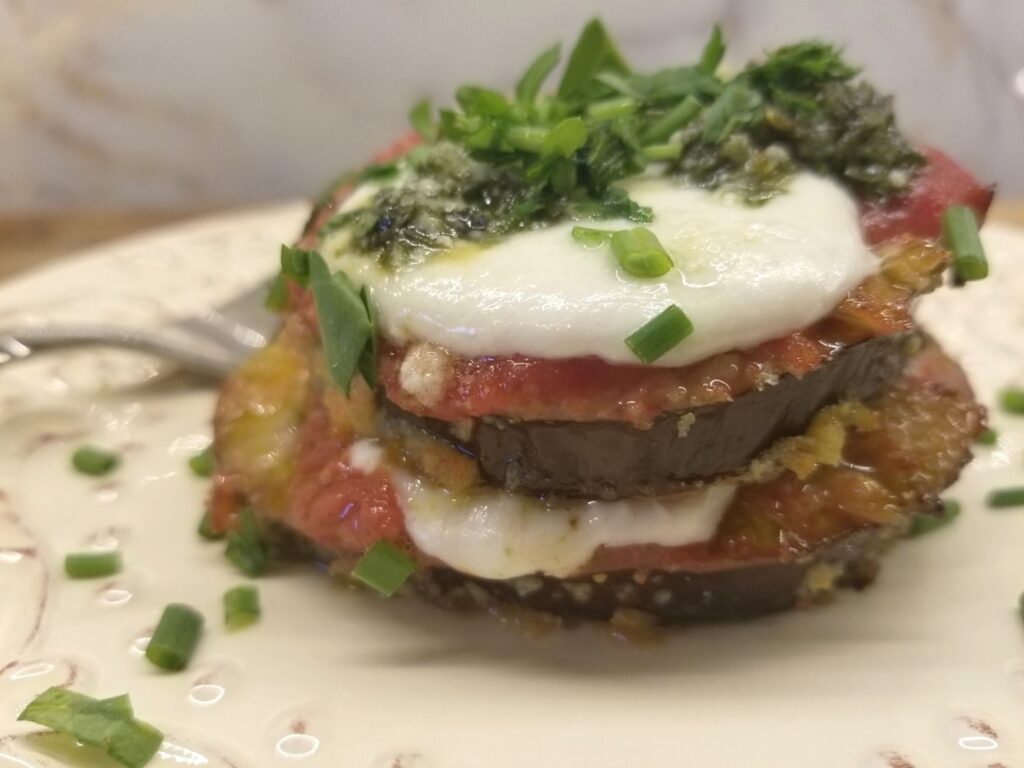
left=698, top=24, right=725, bottom=75
left=308, top=252, right=373, bottom=395
left=557, top=18, right=629, bottom=100
left=409, top=99, right=437, bottom=141
left=516, top=44, right=561, bottom=104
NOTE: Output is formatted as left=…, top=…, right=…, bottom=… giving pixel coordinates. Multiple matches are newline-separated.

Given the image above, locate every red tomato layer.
left=292, top=146, right=987, bottom=426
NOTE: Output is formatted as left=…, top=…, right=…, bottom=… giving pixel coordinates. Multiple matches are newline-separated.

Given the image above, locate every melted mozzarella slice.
left=324, top=172, right=877, bottom=367
left=397, top=474, right=735, bottom=579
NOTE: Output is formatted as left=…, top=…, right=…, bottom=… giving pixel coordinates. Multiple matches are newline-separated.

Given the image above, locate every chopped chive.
left=280, top=245, right=312, bottom=282
left=352, top=541, right=416, bottom=597
left=987, top=487, right=1024, bottom=509
left=308, top=252, right=374, bottom=396
left=65, top=551, right=122, bottom=579
left=515, top=43, right=561, bottom=104
left=641, top=95, right=702, bottom=144
left=197, top=510, right=224, bottom=541
left=409, top=98, right=437, bottom=141
left=999, top=388, right=1024, bottom=415
left=610, top=227, right=674, bottom=278
left=223, top=586, right=261, bottom=631
left=586, top=96, right=637, bottom=121
left=975, top=428, right=998, bottom=446
left=907, top=499, right=961, bottom=537
left=571, top=226, right=614, bottom=249
left=642, top=142, right=682, bottom=161
left=264, top=274, right=289, bottom=311
left=72, top=446, right=119, bottom=477
left=557, top=18, right=629, bottom=101
left=224, top=508, right=268, bottom=576
left=942, top=205, right=988, bottom=282
left=625, top=305, right=694, bottom=363
left=188, top=446, right=215, bottom=478
left=506, top=125, right=549, bottom=154
left=145, top=603, right=204, bottom=672
left=698, top=24, right=725, bottom=75
left=18, top=687, right=163, bottom=768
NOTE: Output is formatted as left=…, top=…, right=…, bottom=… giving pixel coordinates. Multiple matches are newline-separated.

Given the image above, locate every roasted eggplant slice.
left=383, top=333, right=911, bottom=499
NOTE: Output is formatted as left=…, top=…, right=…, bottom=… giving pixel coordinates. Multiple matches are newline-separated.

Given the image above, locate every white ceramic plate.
left=1, top=207, right=1022, bottom=768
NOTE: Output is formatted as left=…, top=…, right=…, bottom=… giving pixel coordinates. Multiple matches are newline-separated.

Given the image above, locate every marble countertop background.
left=2, top=0, right=1023, bottom=210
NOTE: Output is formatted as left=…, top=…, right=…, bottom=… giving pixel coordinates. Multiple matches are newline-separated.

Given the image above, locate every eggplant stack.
left=209, top=21, right=990, bottom=625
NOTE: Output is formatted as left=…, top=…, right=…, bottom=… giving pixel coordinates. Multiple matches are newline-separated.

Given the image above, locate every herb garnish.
left=224, top=507, right=268, bottom=576
left=65, top=551, right=123, bottom=579
left=352, top=540, right=416, bottom=596
left=72, top=446, right=120, bottom=476
left=318, top=20, right=921, bottom=265
left=907, top=499, right=961, bottom=537
left=625, top=305, right=695, bottom=363
left=145, top=603, right=204, bottom=672
left=309, top=251, right=376, bottom=393
left=224, top=585, right=261, bottom=630
left=18, top=687, right=163, bottom=768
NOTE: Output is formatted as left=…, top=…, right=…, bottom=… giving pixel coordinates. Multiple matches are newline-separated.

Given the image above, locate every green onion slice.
left=145, top=603, right=204, bottom=672
left=610, top=227, right=674, bottom=278
left=586, top=96, right=637, bottom=121
left=907, top=499, right=961, bottom=537
left=265, top=275, right=289, bottom=312
left=308, top=252, right=375, bottom=396
left=987, top=487, right=1024, bottom=509
left=974, top=428, right=998, bottom=446
left=224, top=508, right=268, bottom=576
left=515, top=43, right=561, bottom=104
left=72, top=446, right=120, bottom=477
left=223, top=585, right=261, bottom=631
left=18, top=687, right=163, bottom=768
left=352, top=541, right=416, bottom=597
left=641, top=95, right=702, bottom=144
left=197, top=510, right=224, bottom=541
left=409, top=98, right=437, bottom=141
left=65, top=551, right=122, bottom=579
left=625, top=305, right=695, bottom=364
left=188, top=446, right=215, bottom=478
left=942, top=205, right=988, bottom=282
left=999, top=388, right=1024, bottom=415
left=571, top=226, right=614, bottom=249
left=642, top=142, right=682, bottom=161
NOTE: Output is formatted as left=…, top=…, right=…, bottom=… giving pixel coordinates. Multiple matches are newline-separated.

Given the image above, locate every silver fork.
left=0, top=281, right=279, bottom=379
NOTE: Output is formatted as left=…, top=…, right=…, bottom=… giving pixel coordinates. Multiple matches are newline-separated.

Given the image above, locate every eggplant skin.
left=411, top=527, right=894, bottom=625
left=384, top=334, right=912, bottom=499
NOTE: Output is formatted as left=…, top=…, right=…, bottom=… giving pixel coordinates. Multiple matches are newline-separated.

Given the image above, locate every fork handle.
left=0, top=325, right=237, bottom=378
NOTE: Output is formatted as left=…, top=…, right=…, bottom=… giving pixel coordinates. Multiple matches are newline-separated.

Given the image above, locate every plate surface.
left=1, top=207, right=1023, bottom=768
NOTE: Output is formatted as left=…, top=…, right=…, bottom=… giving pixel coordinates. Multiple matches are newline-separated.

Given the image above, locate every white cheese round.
left=397, top=473, right=735, bottom=579
left=323, top=172, right=877, bottom=367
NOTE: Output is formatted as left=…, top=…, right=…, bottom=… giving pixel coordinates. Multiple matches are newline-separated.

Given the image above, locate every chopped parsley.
left=316, top=20, right=920, bottom=266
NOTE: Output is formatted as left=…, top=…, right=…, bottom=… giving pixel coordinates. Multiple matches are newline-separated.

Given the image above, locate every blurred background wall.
left=2, top=0, right=1023, bottom=211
